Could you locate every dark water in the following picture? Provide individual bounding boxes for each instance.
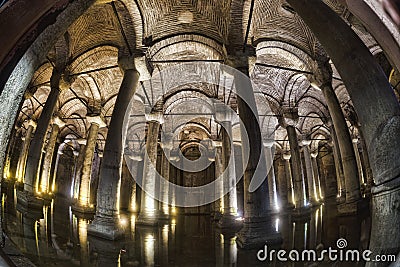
[1,187,371,267]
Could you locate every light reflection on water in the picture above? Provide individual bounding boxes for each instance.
[1,188,371,267]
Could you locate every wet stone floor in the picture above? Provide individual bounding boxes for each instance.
[1,187,371,267]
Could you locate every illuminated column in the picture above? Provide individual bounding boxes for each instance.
[73,116,105,213]
[286,125,307,210]
[137,114,162,225]
[16,121,36,183]
[264,143,279,212]
[352,138,365,188]
[215,103,239,228]
[23,68,68,196]
[72,142,86,200]
[234,65,281,248]
[276,157,288,208]
[40,117,64,195]
[301,140,319,205]
[213,142,223,221]
[127,152,142,213]
[159,137,172,219]
[283,152,295,208]
[88,56,140,240]
[331,128,345,202]
[311,151,323,200]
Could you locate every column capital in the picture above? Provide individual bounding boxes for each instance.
[76,138,87,145]
[310,58,333,88]
[310,151,318,158]
[86,114,107,128]
[27,120,37,128]
[301,139,312,146]
[52,116,65,127]
[282,152,291,160]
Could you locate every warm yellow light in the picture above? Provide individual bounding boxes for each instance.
[171,207,177,214]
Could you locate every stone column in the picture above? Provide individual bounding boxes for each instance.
[352,138,365,187]
[16,121,36,183]
[282,152,295,208]
[137,117,162,225]
[264,143,279,212]
[23,69,68,196]
[331,129,345,201]
[72,142,86,200]
[215,103,239,228]
[276,156,288,208]
[234,66,281,248]
[286,125,307,211]
[127,153,142,213]
[287,0,400,258]
[301,140,319,205]
[3,126,20,181]
[73,116,104,213]
[319,82,360,204]
[159,138,172,219]
[39,117,64,195]
[311,151,323,200]
[213,142,223,221]
[88,56,140,240]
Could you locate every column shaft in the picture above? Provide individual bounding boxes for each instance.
[40,123,60,194]
[303,145,318,204]
[321,84,360,203]
[137,120,161,225]
[283,157,295,207]
[311,155,323,199]
[352,140,365,186]
[16,124,34,183]
[160,148,170,218]
[331,128,345,199]
[287,126,306,209]
[76,122,99,210]
[24,70,63,193]
[88,66,139,240]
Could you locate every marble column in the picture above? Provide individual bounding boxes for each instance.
[88,56,140,240]
[216,103,239,228]
[73,116,104,213]
[311,152,323,200]
[282,152,295,208]
[234,66,281,248]
[301,140,319,205]
[286,125,307,211]
[137,117,161,225]
[23,69,67,196]
[40,117,64,195]
[16,121,36,183]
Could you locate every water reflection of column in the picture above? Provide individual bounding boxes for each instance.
[88,235,123,266]
[21,210,42,260]
[78,218,89,267]
[221,233,237,266]
[138,227,157,267]
[161,224,169,266]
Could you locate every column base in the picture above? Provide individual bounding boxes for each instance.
[158,213,170,220]
[292,206,312,219]
[213,211,223,221]
[217,214,242,229]
[337,199,368,216]
[136,212,160,226]
[87,216,125,240]
[236,219,282,249]
[71,204,96,214]
[16,190,50,209]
